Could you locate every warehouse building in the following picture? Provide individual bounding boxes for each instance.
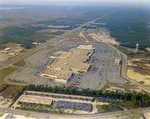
[18,96,52,106]
[25,91,94,101]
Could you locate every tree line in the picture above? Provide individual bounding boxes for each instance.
[26,84,150,107]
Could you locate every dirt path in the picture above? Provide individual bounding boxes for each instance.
[88,33,101,42]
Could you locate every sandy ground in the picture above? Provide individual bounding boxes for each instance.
[79,31,89,42]
[88,30,119,45]
[127,68,150,85]
[146,48,150,51]
[145,64,150,67]
[0,99,12,108]
[0,113,36,119]
[144,112,150,119]
[0,54,9,62]
[127,60,137,66]
[106,86,143,93]
[60,30,119,45]
[127,58,150,86]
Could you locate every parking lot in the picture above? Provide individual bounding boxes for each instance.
[5,41,127,90]
[66,44,114,90]
[5,49,54,83]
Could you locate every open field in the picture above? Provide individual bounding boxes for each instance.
[127,68,150,86]
[0,85,22,98]
[0,67,16,85]
[103,85,144,93]
[13,59,26,66]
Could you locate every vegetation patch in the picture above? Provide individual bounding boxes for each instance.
[0,84,9,93]
[0,85,22,98]
[0,113,4,117]
[8,79,26,84]
[99,102,123,113]
[96,8,150,49]
[13,59,26,66]
[0,67,16,85]
[115,111,144,119]
[18,103,64,114]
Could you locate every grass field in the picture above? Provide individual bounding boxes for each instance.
[0,67,21,98]
[0,67,16,85]
[0,85,22,98]
[13,59,26,66]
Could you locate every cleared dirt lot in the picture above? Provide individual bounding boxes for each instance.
[127,69,150,86]
[60,30,119,45]
[127,58,150,86]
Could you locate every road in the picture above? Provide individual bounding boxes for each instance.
[0,106,149,119]
[108,44,150,93]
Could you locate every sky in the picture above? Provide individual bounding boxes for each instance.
[0,0,150,7]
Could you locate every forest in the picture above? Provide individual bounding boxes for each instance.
[96,7,150,49]
[0,6,117,49]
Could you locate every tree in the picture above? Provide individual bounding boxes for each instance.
[11,93,14,97]
[131,95,137,107]
[142,94,150,106]
[45,116,50,119]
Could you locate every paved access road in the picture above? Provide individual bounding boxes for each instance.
[0,106,149,119]
[108,44,150,93]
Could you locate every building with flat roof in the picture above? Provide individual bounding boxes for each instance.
[53,101,92,111]
[77,45,95,50]
[18,96,52,106]
[98,97,119,102]
[41,45,95,83]
[50,51,71,59]
[41,69,74,83]
[26,91,94,101]
[14,48,24,53]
